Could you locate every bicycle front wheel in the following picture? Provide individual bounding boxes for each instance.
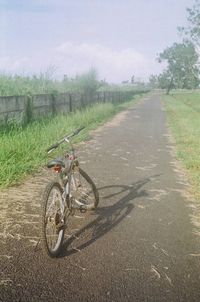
[41,182,67,257]
[71,168,99,210]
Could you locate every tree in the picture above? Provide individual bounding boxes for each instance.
[157,71,175,94]
[75,67,99,95]
[148,74,159,89]
[178,0,200,46]
[158,42,199,93]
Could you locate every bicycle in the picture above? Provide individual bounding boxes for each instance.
[41,126,99,257]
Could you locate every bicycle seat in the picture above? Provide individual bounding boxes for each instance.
[47,158,65,168]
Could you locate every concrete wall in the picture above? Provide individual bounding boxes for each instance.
[0,90,143,125]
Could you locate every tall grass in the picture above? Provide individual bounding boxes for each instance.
[0,70,149,97]
[164,92,200,200]
[0,94,143,188]
[0,73,63,96]
[0,68,101,96]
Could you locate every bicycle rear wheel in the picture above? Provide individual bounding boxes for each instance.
[71,168,99,210]
[41,182,68,257]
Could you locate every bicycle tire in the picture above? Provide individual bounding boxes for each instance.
[71,168,99,210]
[41,181,66,257]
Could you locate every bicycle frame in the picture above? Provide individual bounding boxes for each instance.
[47,130,86,216]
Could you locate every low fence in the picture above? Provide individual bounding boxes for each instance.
[0,89,147,126]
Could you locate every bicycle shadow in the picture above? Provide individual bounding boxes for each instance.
[59,174,161,258]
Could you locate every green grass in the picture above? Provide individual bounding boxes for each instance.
[163,92,200,200]
[0,94,144,188]
[0,72,149,96]
[0,69,102,96]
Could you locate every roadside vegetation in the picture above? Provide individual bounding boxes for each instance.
[163,92,200,200]
[0,94,144,188]
[150,0,200,202]
[0,68,101,96]
[0,67,147,96]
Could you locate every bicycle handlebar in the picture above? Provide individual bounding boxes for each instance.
[46,126,85,153]
[46,143,59,153]
[73,126,85,136]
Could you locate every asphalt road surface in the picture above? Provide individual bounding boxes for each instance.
[1,94,200,301]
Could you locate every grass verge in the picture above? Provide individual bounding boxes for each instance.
[0,94,144,188]
[163,92,200,200]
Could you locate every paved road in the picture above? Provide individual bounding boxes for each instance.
[1,95,200,301]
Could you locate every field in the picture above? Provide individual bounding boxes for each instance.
[0,94,144,188]
[163,92,200,200]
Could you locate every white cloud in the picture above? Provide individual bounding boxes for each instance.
[54,42,160,82]
[0,42,162,82]
[0,56,29,73]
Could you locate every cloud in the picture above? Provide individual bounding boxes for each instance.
[0,41,162,82]
[0,56,29,73]
[54,42,161,82]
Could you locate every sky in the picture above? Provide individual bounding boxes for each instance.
[0,0,195,83]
